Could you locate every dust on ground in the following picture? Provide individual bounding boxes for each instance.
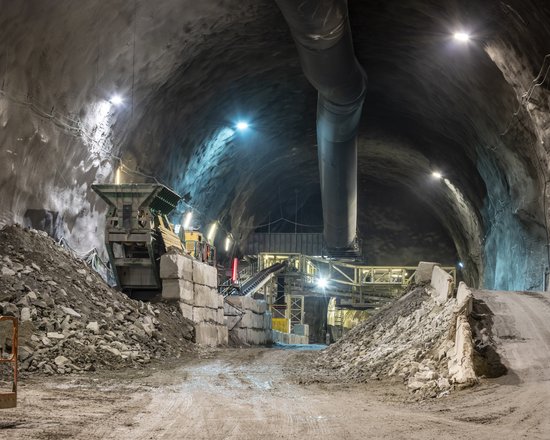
[2,347,549,440]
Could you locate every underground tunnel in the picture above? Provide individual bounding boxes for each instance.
[1,1,550,438]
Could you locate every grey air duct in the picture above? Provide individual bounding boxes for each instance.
[275,0,367,255]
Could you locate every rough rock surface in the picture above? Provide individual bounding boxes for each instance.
[2,2,550,292]
[312,286,473,398]
[0,224,195,375]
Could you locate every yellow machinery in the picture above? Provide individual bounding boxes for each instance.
[182,230,216,266]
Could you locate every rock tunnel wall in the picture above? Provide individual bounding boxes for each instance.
[1,0,550,291]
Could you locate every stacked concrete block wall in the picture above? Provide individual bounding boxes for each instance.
[160,253,227,347]
[224,296,272,345]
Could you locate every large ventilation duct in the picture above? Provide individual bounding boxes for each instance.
[275,0,367,254]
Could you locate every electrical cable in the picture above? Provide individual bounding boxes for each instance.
[501,53,550,135]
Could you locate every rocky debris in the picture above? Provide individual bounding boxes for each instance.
[0,224,195,375]
[311,285,476,399]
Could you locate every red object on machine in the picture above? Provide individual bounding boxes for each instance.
[231,258,238,283]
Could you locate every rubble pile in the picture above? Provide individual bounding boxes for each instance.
[0,225,195,375]
[315,286,468,398]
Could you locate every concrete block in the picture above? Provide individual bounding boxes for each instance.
[456,282,473,316]
[194,284,220,309]
[194,322,219,347]
[217,325,228,345]
[239,311,252,328]
[218,295,225,309]
[246,299,267,314]
[160,253,193,281]
[240,311,264,329]
[162,279,193,302]
[430,266,454,305]
[448,315,477,384]
[247,329,266,345]
[225,295,241,308]
[288,333,309,344]
[415,261,440,284]
[231,327,247,343]
[264,329,272,344]
[192,260,217,287]
[217,308,224,324]
[257,300,267,314]
[226,295,247,310]
[193,306,218,323]
[294,324,309,337]
[179,302,194,321]
[226,295,267,314]
[263,312,272,330]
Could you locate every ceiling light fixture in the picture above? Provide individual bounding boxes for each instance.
[453,32,470,42]
[183,211,193,230]
[207,222,218,243]
[225,235,232,252]
[236,121,249,131]
[110,94,124,105]
[432,171,443,179]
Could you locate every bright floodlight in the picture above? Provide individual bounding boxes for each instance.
[183,211,193,229]
[225,235,232,252]
[317,278,328,289]
[458,261,465,269]
[236,121,249,131]
[453,32,470,42]
[432,171,443,179]
[207,222,218,243]
[110,94,123,105]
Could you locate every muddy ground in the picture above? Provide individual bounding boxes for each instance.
[2,345,549,440]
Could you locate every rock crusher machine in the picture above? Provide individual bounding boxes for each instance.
[92,183,215,296]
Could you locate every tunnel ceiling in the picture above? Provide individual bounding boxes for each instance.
[1,0,550,290]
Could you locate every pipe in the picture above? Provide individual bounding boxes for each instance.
[275,0,367,252]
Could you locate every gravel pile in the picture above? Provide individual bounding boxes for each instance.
[0,224,195,375]
[313,286,458,398]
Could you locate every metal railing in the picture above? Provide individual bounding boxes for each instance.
[257,253,456,289]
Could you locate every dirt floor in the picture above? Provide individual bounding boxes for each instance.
[1,342,549,440]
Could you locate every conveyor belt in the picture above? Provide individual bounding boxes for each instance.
[225,261,287,298]
[240,261,287,296]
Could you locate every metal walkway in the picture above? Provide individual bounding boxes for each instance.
[256,252,457,306]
